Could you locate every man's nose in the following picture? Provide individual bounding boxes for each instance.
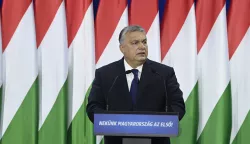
[138,42,146,49]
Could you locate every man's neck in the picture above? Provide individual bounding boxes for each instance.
[125,59,144,68]
[124,59,143,74]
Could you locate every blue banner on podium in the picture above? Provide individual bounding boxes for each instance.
[94,112,179,137]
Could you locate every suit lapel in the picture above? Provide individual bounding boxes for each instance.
[114,58,132,103]
[136,59,154,102]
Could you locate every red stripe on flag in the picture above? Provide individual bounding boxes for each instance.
[160,0,193,60]
[1,0,31,51]
[65,0,92,47]
[228,0,250,59]
[95,0,127,62]
[35,0,62,47]
[129,0,158,33]
[196,0,225,52]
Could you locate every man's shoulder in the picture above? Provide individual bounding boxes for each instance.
[147,59,173,71]
[96,59,121,73]
[146,59,175,78]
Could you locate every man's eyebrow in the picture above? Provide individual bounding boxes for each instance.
[130,38,147,42]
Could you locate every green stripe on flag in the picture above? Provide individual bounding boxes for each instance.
[197,83,232,144]
[68,85,95,144]
[0,78,39,144]
[38,80,68,144]
[232,111,250,144]
[171,82,199,144]
[100,138,104,144]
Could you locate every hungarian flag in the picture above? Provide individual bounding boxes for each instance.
[0,8,2,118]
[228,0,250,143]
[196,0,231,143]
[66,0,96,144]
[0,0,38,144]
[35,0,68,144]
[161,0,198,143]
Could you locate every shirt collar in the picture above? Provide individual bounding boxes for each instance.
[124,59,143,73]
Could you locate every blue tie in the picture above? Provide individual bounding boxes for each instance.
[130,69,139,104]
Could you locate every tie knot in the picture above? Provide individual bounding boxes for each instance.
[131,69,139,76]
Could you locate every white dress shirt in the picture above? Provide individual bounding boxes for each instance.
[124,59,143,91]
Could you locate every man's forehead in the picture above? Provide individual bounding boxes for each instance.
[125,31,147,40]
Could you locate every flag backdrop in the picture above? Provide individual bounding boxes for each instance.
[0,0,249,144]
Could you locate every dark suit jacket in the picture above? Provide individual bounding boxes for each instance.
[86,58,185,144]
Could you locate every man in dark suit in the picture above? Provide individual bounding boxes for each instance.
[86,25,185,144]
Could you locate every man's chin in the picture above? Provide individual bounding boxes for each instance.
[137,57,147,62]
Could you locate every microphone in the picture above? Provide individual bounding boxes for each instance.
[106,70,132,111]
[150,68,169,112]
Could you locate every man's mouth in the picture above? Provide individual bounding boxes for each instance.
[137,52,145,55]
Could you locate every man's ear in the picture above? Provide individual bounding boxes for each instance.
[120,44,124,54]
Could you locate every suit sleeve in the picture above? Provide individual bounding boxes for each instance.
[166,68,186,120]
[86,69,106,123]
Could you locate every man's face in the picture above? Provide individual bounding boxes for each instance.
[120,31,148,65]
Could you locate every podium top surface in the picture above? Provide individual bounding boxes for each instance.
[95,111,179,115]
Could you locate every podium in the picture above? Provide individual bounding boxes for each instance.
[94,111,179,144]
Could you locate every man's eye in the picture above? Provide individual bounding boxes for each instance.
[132,41,138,45]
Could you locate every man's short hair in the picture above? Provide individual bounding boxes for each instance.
[119,25,146,44]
